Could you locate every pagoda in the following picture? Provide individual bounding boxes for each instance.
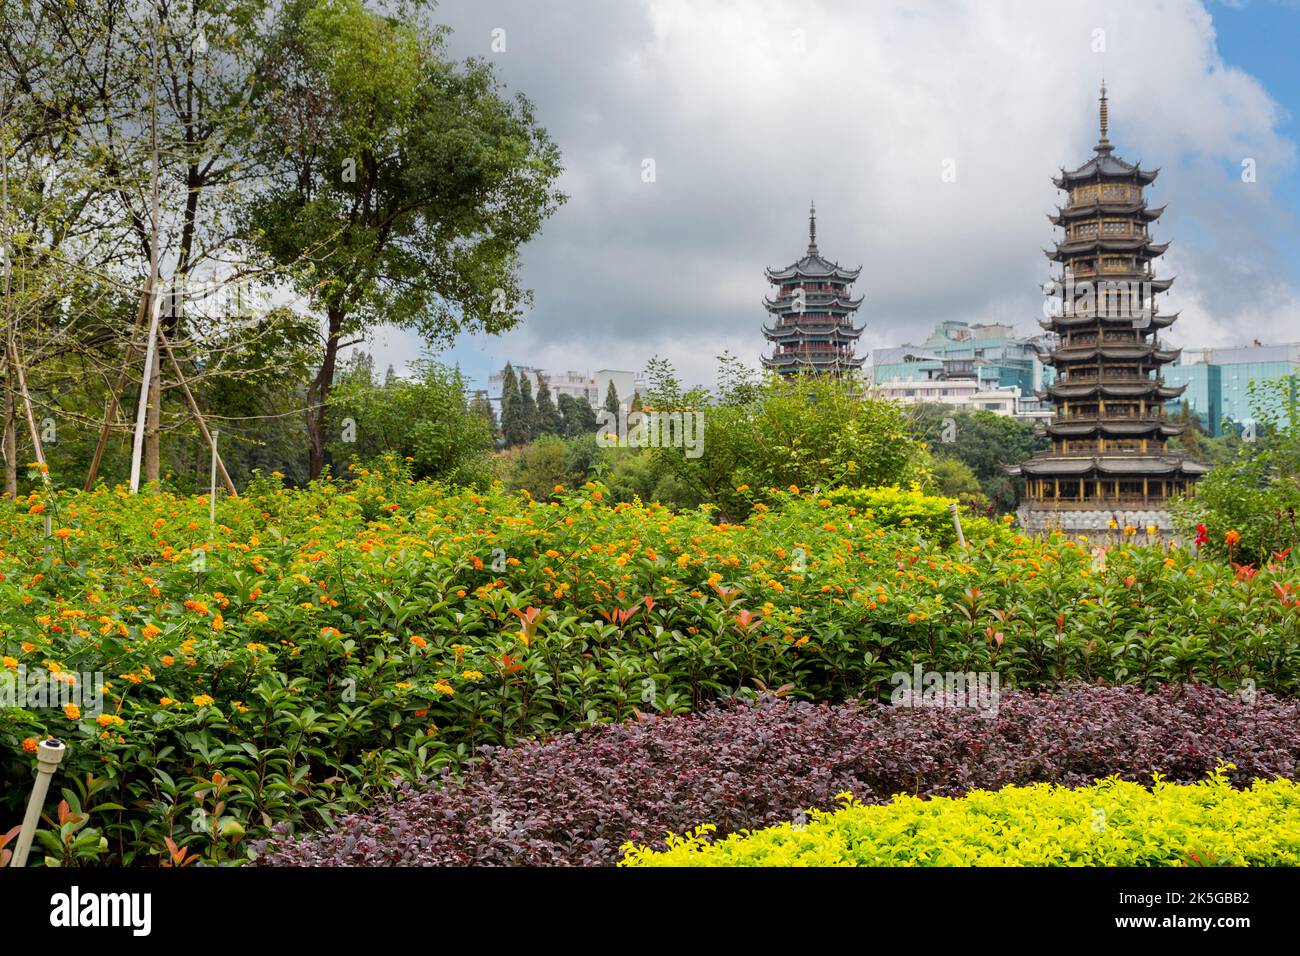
[762,203,865,375]
[1012,85,1207,535]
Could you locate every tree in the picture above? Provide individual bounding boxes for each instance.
[604,379,620,416]
[325,358,493,486]
[535,372,562,435]
[558,393,598,438]
[519,372,538,441]
[246,0,564,477]
[629,390,642,412]
[469,389,497,436]
[500,363,527,447]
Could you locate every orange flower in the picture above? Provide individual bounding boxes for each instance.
[1225,530,1242,546]
[21,737,39,753]
[63,703,81,721]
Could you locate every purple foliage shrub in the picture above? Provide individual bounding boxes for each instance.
[254,683,1300,866]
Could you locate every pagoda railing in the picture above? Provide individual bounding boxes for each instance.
[1024,496,1177,510]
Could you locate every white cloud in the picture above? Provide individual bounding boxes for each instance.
[364,0,1298,391]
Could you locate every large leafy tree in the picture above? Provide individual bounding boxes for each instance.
[246,0,564,476]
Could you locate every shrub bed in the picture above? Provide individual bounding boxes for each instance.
[3,462,1299,863]
[620,773,1300,867]
[253,683,1300,866]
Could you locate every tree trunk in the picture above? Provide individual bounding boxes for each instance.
[2,379,16,498]
[144,330,161,488]
[306,308,345,480]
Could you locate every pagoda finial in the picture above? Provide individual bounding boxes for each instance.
[808,200,818,253]
[1096,80,1113,154]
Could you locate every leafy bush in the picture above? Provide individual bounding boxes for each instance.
[621,770,1300,866]
[639,357,930,518]
[1174,375,1300,565]
[821,485,1012,546]
[252,684,1300,865]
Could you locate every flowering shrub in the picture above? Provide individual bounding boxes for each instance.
[253,684,1300,866]
[2,459,1300,863]
[620,770,1300,866]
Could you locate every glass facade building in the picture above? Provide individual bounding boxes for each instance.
[1164,344,1299,435]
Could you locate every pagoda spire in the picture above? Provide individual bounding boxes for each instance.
[1095,80,1113,154]
[807,201,818,253]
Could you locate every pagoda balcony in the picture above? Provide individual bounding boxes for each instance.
[1057,410,1169,423]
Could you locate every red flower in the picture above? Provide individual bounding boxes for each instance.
[1194,523,1209,547]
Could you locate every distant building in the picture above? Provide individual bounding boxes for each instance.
[870,320,1053,397]
[869,321,1053,419]
[871,378,1051,422]
[761,203,865,376]
[486,366,645,409]
[1165,343,1300,435]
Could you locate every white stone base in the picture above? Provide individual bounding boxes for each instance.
[1017,505,1174,536]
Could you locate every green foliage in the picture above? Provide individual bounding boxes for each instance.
[534,374,563,436]
[822,485,1011,547]
[246,0,564,473]
[3,471,1300,865]
[641,359,930,518]
[908,404,1047,513]
[1174,375,1300,564]
[506,435,571,500]
[325,358,493,485]
[621,770,1300,866]
[557,393,598,439]
[500,363,528,447]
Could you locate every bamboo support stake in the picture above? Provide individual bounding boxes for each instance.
[210,430,218,527]
[157,327,236,498]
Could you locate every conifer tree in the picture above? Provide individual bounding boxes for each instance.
[520,373,539,441]
[535,372,563,435]
[500,363,528,446]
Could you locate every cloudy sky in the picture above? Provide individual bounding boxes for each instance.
[361,0,1300,393]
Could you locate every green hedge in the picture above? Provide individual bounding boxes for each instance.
[620,770,1300,866]
[822,485,1012,546]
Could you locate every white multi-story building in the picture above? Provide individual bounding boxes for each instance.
[869,379,1051,422]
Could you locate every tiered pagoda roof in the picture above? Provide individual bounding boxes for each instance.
[761,203,865,374]
[1011,85,1207,512]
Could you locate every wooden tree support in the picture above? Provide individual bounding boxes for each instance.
[157,327,237,498]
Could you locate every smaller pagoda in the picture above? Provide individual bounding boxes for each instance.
[762,203,865,375]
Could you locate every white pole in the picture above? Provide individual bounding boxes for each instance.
[130,3,162,494]
[9,738,66,868]
[128,294,161,493]
[949,502,967,549]
[209,429,218,528]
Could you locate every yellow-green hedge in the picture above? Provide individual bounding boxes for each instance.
[620,771,1300,866]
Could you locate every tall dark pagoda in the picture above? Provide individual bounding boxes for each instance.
[1012,85,1207,535]
[762,203,865,375]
